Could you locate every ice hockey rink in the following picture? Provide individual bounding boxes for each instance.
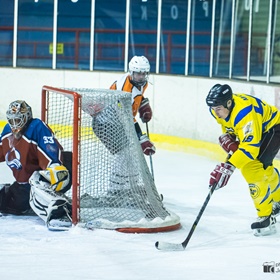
[0,147,279,280]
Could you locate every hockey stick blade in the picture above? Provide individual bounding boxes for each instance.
[155,183,217,251]
[155,241,185,251]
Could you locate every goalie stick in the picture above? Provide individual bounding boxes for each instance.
[145,123,163,201]
[146,123,154,180]
[155,183,217,251]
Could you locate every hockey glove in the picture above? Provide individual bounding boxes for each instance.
[139,98,152,123]
[139,135,156,155]
[82,102,104,117]
[209,162,235,190]
[219,133,239,155]
[39,164,69,192]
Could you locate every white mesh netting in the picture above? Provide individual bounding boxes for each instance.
[43,87,180,232]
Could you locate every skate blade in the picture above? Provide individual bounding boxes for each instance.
[47,225,71,231]
[253,224,277,236]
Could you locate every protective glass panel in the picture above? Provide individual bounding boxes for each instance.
[17,0,53,68]
[271,0,280,83]
[250,1,270,82]
[129,0,158,73]
[57,0,91,70]
[160,0,188,74]
[94,0,126,71]
[212,0,233,78]
[188,0,212,76]
[232,1,249,79]
[0,0,14,66]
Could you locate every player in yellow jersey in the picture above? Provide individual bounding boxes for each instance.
[110,55,155,156]
[206,84,280,236]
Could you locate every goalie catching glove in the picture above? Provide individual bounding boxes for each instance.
[219,133,239,155]
[139,134,156,156]
[39,164,69,192]
[209,162,235,190]
[138,98,152,123]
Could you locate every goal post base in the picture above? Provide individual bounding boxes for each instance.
[116,223,181,233]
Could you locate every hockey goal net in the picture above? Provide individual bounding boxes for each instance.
[41,86,180,233]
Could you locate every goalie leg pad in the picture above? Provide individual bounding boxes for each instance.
[29,183,71,225]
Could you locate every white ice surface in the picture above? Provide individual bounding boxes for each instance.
[0,148,280,280]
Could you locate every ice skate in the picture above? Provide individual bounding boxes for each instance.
[272,201,280,217]
[48,215,72,231]
[251,215,276,236]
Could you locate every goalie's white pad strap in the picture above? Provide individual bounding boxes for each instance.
[29,171,70,223]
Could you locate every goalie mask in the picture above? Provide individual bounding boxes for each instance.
[129,56,150,87]
[6,100,33,138]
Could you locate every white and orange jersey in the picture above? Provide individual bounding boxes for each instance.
[110,73,148,122]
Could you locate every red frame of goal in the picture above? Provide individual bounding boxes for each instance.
[41,85,81,224]
[41,85,181,233]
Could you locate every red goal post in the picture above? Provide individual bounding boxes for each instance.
[42,85,81,224]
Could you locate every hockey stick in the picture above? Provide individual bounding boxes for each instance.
[155,183,217,251]
[146,123,154,180]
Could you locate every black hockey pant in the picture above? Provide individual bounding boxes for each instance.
[0,182,31,215]
[258,124,280,170]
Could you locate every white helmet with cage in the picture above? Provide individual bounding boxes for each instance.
[6,100,33,138]
[128,56,150,87]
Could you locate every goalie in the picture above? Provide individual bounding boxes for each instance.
[0,100,72,231]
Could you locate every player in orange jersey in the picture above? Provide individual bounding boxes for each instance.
[110,55,156,156]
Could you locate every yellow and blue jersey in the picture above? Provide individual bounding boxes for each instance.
[210,93,280,169]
